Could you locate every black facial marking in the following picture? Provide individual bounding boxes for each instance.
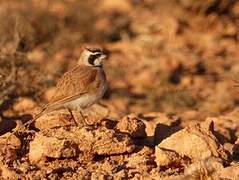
[85,47,102,53]
[88,53,101,65]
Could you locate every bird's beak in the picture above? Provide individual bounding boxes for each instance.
[101,54,107,59]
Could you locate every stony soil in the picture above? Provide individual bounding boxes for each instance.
[0,0,239,179]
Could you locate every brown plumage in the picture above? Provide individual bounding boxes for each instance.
[45,65,105,111]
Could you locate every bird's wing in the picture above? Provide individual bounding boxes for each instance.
[45,66,100,109]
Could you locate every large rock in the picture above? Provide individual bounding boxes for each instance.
[35,106,110,130]
[206,108,239,144]
[136,112,181,145]
[155,120,227,167]
[116,114,147,138]
[29,126,135,164]
[34,109,75,130]
[29,133,77,164]
[116,113,180,146]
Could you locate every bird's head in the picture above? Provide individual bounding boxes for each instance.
[78,47,106,67]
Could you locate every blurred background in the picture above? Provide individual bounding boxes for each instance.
[0,0,239,124]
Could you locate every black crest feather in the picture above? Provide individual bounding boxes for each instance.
[85,47,102,53]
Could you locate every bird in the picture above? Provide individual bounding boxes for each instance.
[28,47,108,126]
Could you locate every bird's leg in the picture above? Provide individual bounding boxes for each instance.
[76,107,92,126]
[79,110,87,125]
[67,108,78,126]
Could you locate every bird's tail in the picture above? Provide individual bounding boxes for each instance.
[23,107,47,127]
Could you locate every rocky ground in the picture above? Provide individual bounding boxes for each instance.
[0,0,239,179]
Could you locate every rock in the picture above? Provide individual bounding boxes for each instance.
[34,109,81,130]
[155,148,190,168]
[184,157,224,178]
[100,0,132,13]
[29,126,135,164]
[81,104,110,125]
[89,127,135,156]
[29,133,77,164]
[218,163,239,179]
[13,97,37,114]
[231,63,239,78]
[0,133,21,163]
[202,82,235,114]
[66,167,91,179]
[134,113,180,145]
[0,165,20,179]
[27,49,46,63]
[35,108,110,130]
[116,114,147,138]
[207,108,239,144]
[155,120,227,167]
[43,87,56,102]
[223,143,234,160]
[126,146,154,172]
[179,0,217,12]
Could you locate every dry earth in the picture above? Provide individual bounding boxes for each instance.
[0,0,239,179]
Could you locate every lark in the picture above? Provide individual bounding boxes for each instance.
[30,47,108,126]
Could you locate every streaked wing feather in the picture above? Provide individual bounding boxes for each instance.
[44,92,87,110]
[48,66,98,108]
